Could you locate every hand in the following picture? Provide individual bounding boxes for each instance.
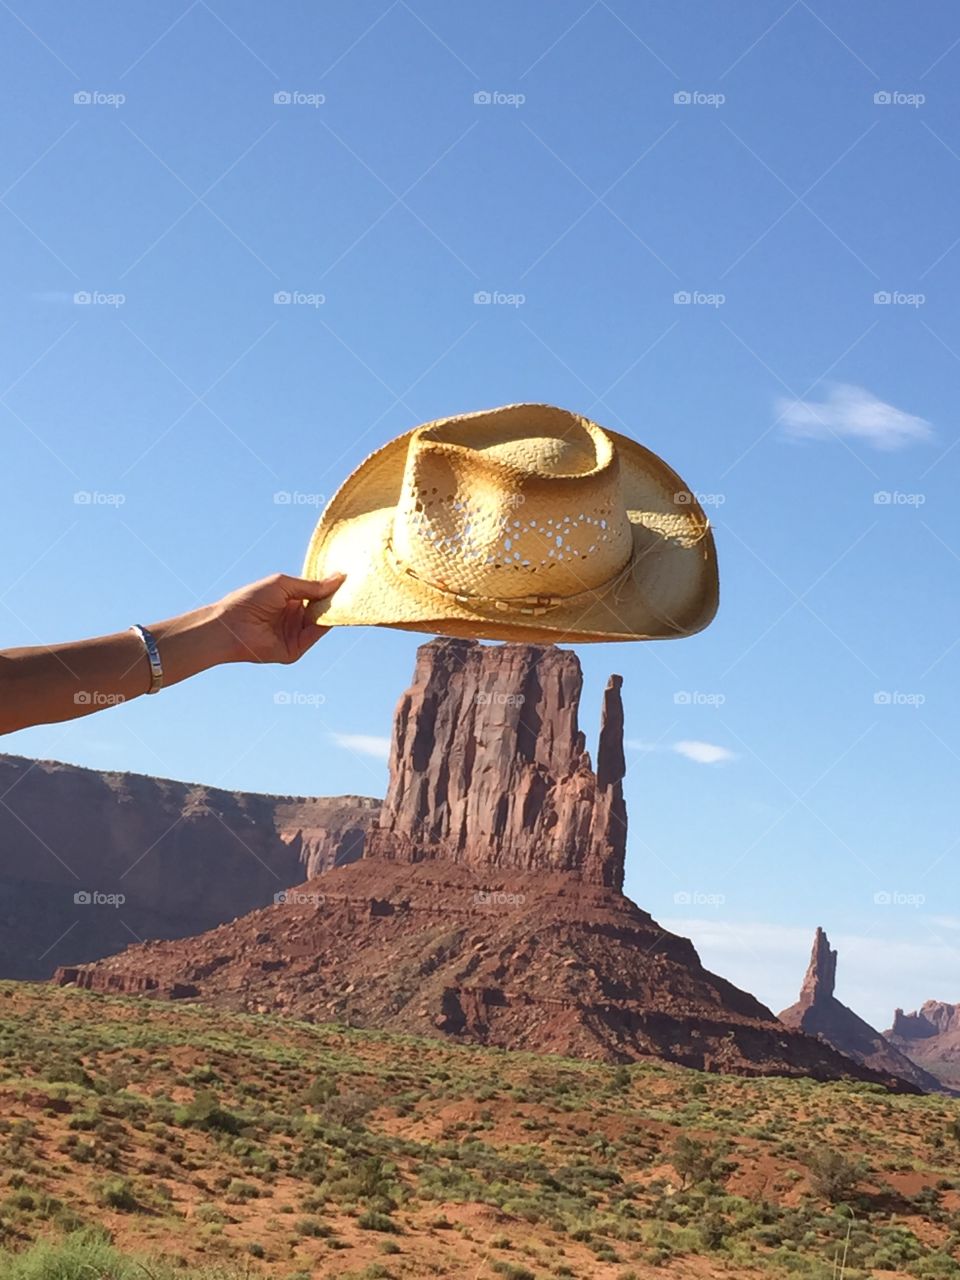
[214,572,345,665]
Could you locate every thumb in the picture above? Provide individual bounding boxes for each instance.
[279,572,346,601]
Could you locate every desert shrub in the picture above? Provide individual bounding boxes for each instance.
[96,1176,139,1211]
[0,1230,258,1276]
[294,1216,332,1237]
[806,1148,861,1203]
[670,1135,730,1189]
[490,1263,535,1280]
[698,1209,726,1249]
[358,1209,402,1233]
[175,1089,243,1135]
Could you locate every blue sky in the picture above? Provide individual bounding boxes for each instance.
[3,1,959,1026]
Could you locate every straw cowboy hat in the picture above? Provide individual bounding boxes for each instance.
[303,403,718,644]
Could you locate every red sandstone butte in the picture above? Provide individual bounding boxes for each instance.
[887,1001,960,1090]
[366,639,626,887]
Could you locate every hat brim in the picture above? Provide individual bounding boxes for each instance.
[302,410,719,644]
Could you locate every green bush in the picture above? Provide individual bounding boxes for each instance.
[358,1209,402,1233]
[95,1177,139,1212]
[174,1090,243,1136]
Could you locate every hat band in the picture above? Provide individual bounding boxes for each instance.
[385,535,634,618]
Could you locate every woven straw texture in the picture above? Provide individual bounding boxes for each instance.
[302,404,718,644]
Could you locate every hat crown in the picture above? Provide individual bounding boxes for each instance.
[391,406,634,601]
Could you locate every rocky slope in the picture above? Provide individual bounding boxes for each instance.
[55,641,917,1089]
[888,1002,960,1088]
[0,752,379,979]
[779,928,943,1092]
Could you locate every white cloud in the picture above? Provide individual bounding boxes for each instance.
[331,733,391,761]
[778,383,933,451]
[672,740,736,765]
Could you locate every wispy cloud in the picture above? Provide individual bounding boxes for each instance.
[331,733,390,761]
[778,383,933,451]
[626,739,736,766]
[673,740,736,765]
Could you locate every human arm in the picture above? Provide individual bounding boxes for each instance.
[0,572,344,735]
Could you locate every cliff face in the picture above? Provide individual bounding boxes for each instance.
[888,1001,960,1088]
[365,639,626,888]
[0,753,379,979]
[779,928,945,1093]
